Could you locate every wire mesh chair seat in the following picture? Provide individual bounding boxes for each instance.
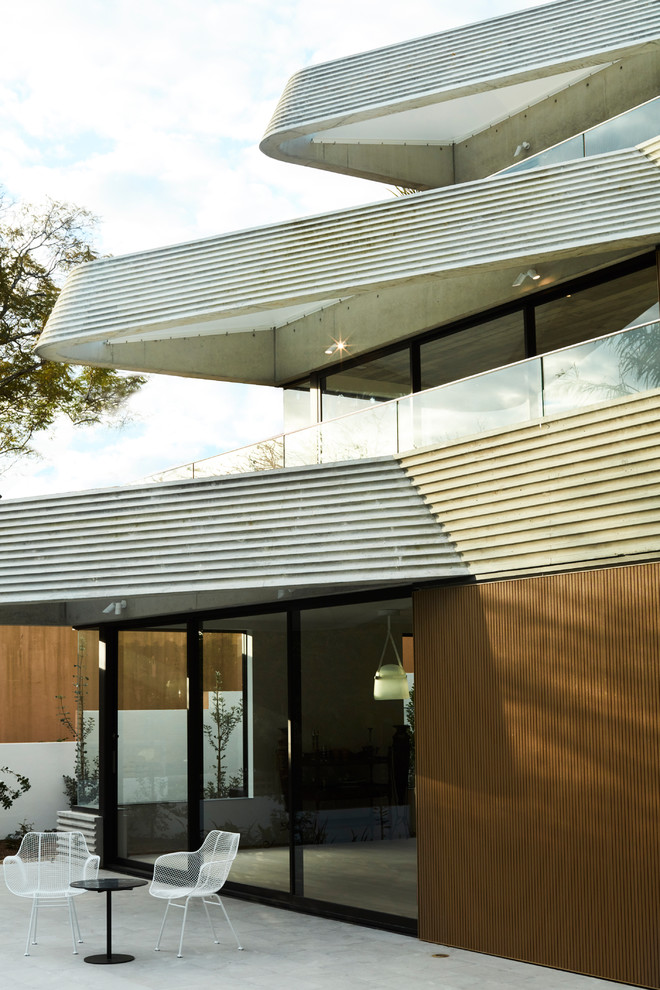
[3,831,100,955]
[149,830,242,957]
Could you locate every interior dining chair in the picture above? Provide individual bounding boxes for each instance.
[149,829,243,957]
[3,830,100,955]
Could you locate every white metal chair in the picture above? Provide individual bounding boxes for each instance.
[150,829,243,957]
[3,830,100,955]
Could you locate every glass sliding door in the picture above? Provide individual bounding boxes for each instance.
[110,597,416,927]
[117,627,188,861]
[201,613,289,892]
[299,598,416,919]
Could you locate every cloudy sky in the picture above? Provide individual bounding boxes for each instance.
[0,0,545,499]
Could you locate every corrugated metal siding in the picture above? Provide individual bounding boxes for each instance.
[37,145,660,362]
[0,457,464,604]
[262,0,660,141]
[399,390,660,577]
[415,566,660,987]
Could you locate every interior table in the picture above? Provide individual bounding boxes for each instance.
[70,877,148,964]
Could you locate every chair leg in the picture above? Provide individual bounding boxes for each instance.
[25,899,38,956]
[211,894,243,950]
[67,898,80,954]
[202,898,220,944]
[177,898,191,958]
[70,898,83,944]
[155,901,172,951]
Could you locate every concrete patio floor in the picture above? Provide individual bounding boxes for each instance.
[0,868,643,990]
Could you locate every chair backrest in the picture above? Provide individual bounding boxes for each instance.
[195,830,239,892]
[199,830,240,861]
[5,831,98,896]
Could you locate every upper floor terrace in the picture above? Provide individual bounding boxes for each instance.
[148,296,660,481]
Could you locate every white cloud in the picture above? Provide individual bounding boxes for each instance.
[0,377,282,499]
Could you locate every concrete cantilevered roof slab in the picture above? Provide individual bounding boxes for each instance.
[36,140,660,386]
[260,0,660,188]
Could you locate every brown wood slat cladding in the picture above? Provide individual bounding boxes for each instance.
[0,626,99,742]
[415,563,660,988]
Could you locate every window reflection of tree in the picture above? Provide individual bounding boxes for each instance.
[548,323,660,404]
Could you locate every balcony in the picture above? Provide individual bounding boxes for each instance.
[148,320,660,483]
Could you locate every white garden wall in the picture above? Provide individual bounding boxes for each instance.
[0,741,76,835]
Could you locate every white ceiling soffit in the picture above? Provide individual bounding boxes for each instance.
[36,141,660,385]
[106,298,342,344]
[260,0,660,176]
[305,67,609,146]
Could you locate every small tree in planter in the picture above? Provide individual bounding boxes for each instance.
[56,635,99,807]
[203,670,244,799]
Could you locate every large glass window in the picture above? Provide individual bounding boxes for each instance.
[201,614,289,892]
[300,599,416,919]
[117,627,188,861]
[420,312,525,390]
[535,266,659,354]
[322,350,411,420]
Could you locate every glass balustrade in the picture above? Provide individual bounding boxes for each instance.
[406,361,542,449]
[152,321,659,482]
[543,321,660,415]
[502,95,660,176]
[285,401,400,467]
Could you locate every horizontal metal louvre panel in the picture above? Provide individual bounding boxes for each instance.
[38,145,660,353]
[399,390,660,577]
[0,457,463,602]
[263,0,660,137]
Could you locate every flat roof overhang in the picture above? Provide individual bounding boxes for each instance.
[36,140,660,386]
[0,457,465,627]
[259,0,660,188]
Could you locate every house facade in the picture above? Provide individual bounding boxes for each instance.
[2,0,660,984]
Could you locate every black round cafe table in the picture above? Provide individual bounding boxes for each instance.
[70,877,148,964]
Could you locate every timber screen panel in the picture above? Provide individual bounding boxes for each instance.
[414,564,660,988]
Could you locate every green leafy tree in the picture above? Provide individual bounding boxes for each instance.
[0,190,145,460]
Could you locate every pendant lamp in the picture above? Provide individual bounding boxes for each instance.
[374,613,409,701]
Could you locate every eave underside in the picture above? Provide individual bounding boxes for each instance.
[36,143,660,385]
[260,0,660,187]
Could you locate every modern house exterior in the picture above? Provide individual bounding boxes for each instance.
[1,0,659,984]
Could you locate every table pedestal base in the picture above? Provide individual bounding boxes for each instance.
[69,876,148,966]
[84,952,135,965]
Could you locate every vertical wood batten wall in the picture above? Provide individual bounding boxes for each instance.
[415,563,660,989]
[0,626,98,742]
